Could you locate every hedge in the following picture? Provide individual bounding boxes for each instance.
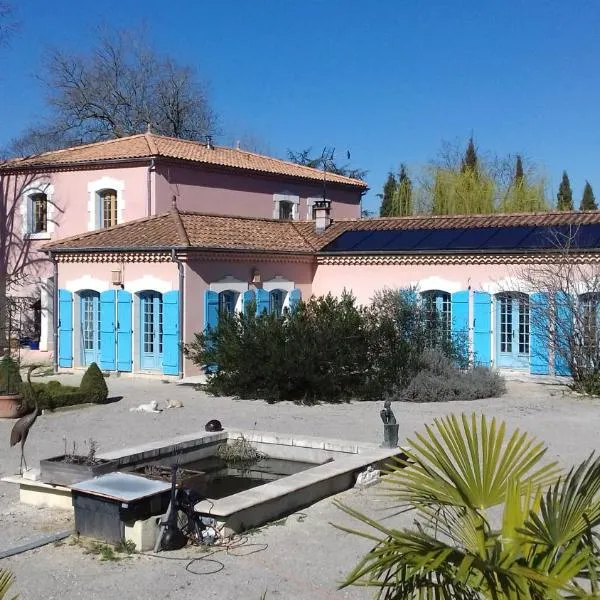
[20,381,88,411]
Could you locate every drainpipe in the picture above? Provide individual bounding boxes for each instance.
[171,249,184,379]
[147,158,155,217]
[51,252,59,374]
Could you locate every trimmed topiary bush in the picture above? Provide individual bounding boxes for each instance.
[0,355,22,395]
[80,362,109,404]
[20,380,88,411]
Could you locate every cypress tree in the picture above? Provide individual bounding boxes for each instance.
[379,172,398,217]
[580,181,597,211]
[390,164,412,216]
[461,137,478,173]
[556,171,573,211]
[515,155,524,183]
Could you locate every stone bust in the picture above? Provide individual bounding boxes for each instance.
[380,400,396,425]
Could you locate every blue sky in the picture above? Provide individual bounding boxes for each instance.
[1,0,599,214]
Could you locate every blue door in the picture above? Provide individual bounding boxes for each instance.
[80,291,100,366]
[140,292,163,371]
[496,293,530,369]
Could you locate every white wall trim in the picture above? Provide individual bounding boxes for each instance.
[210,276,248,294]
[262,276,295,293]
[125,275,172,294]
[483,277,533,296]
[273,192,300,220]
[413,276,462,294]
[87,175,125,230]
[21,180,55,237]
[65,275,110,293]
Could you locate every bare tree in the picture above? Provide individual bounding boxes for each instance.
[0,169,60,350]
[6,27,218,156]
[515,226,600,393]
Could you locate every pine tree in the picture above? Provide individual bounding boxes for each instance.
[580,181,597,211]
[389,164,412,216]
[556,171,573,211]
[461,137,478,173]
[379,172,398,217]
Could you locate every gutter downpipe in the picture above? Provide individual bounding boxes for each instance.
[147,158,156,217]
[50,252,59,374]
[171,249,184,379]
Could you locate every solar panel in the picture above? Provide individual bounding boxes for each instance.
[351,230,403,251]
[383,229,435,250]
[413,228,468,250]
[446,227,500,250]
[479,226,536,249]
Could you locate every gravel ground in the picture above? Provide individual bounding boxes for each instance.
[1,373,599,599]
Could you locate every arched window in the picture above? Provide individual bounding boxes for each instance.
[421,290,451,339]
[496,292,530,369]
[80,290,101,366]
[140,291,163,371]
[100,189,117,228]
[218,290,238,316]
[269,289,286,316]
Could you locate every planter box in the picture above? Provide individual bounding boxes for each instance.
[0,393,22,418]
[40,455,119,487]
[132,465,208,496]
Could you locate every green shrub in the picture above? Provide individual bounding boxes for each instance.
[20,380,88,411]
[185,289,484,404]
[80,362,109,404]
[392,348,506,403]
[0,356,22,395]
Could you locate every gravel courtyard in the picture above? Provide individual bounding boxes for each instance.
[0,373,598,599]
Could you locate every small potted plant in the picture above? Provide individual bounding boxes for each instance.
[40,438,118,486]
[0,355,23,418]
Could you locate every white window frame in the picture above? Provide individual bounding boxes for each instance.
[20,181,55,239]
[273,192,299,221]
[210,276,248,313]
[87,176,125,230]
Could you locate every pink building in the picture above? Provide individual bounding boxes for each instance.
[44,205,600,378]
[0,134,366,352]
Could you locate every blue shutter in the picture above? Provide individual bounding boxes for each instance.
[451,290,470,347]
[116,290,132,372]
[256,288,270,315]
[204,290,219,331]
[554,291,572,376]
[241,290,255,315]
[162,290,180,376]
[287,288,301,311]
[473,291,491,367]
[99,290,116,371]
[58,289,73,368]
[530,292,550,375]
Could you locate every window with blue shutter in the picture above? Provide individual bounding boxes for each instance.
[58,289,73,368]
[451,290,470,350]
[204,290,219,331]
[269,289,286,316]
[99,290,116,371]
[255,288,270,315]
[530,292,549,375]
[116,290,132,372]
[241,290,255,314]
[162,290,180,376]
[554,291,573,376]
[287,288,301,312]
[473,291,491,367]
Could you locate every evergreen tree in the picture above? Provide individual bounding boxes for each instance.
[556,171,573,211]
[580,181,597,211]
[461,137,478,173]
[515,155,524,183]
[389,164,413,216]
[379,172,398,217]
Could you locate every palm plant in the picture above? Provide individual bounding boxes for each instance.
[0,569,17,600]
[335,413,600,599]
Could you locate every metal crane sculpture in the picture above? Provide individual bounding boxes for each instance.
[10,365,40,474]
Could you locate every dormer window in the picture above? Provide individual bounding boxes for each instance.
[101,189,117,228]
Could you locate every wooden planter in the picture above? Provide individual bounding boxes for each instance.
[40,455,119,487]
[0,393,22,418]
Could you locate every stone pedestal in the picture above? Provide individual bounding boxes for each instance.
[383,423,399,448]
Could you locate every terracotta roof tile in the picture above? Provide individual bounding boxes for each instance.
[44,209,600,255]
[3,133,367,189]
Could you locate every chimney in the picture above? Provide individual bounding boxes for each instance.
[205,135,213,149]
[314,199,332,232]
